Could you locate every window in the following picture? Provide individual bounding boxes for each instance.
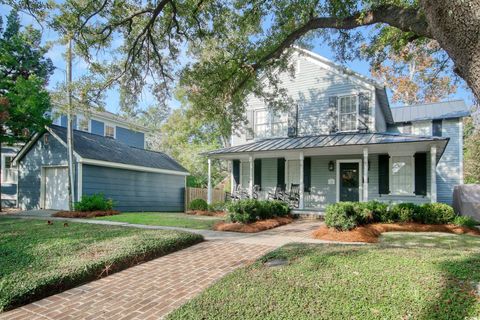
[338,95,357,131]
[105,125,115,138]
[255,110,269,138]
[390,156,414,195]
[78,117,89,132]
[2,156,16,183]
[413,121,431,136]
[432,120,442,136]
[254,110,288,138]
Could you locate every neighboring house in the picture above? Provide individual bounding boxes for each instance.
[206,48,469,211]
[13,122,188,212]
[1,144,21,207]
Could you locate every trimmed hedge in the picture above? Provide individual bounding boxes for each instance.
[188,199,209,211]
[74,193,114,212]
[325,201,469,231]
[226,199,290,224]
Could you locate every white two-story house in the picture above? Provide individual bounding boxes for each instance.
[205,48,469,211]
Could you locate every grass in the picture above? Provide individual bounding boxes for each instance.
[0,217,203,312]
[168,232,480,320]
[96,212,224,230]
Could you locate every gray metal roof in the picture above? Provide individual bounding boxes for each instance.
[49,125,187,173]
[207,132,448,156]
[391,100,470,123]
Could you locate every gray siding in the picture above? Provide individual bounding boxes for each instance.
[116,126,145,148]
[91,119,105,136]
[232,52,376,146]
[18,133,69,210]
[437,119,462,204]
[82,164,185,212]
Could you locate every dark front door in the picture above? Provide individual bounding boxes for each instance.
[339,162,360,202]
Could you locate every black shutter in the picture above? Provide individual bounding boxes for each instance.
[254,159,262,189]
[328,96,338,133]
[287,105,298,137]
[232,160,240,186]
[277,158,285,189]
[378,154,390,195]
[358,93,370,132]
[246,110,254,140]
[414,153,427,196]
[304,157,311,192]
[432,120,442,137]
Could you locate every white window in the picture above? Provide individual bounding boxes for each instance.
[412,121,431,136]
[254,110,288,138]
[2,155,16,183]
[390,156,414,195]
[338,95,358,131]
[255,110,269,138]
[105,125,115,138]
[78,117,89,132]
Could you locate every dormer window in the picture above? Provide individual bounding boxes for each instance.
[338,95,358,132]
[78,117,89,132]
[105,124,115,138]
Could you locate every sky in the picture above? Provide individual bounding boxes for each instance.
[1,5,473,115]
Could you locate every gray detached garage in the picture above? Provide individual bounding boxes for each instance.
[13,125,188,212]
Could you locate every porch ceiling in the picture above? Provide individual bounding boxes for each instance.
[206,132,449,162]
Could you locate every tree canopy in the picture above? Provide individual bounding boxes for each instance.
[0,9,53,144]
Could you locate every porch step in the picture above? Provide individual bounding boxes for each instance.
[291,209,324,220]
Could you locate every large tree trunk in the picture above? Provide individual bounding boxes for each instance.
[420,0,480,102]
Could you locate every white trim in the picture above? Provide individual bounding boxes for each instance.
[207,158,212,205]
[459,119,464,184]
[249,155,254,197]
[431,145,437,203]
[337,94,360,132]
[12,132,41,166]
[299,152,304,209]
[336,159,363,202]
[104,122,116,139]
[363,147,368,202]
[77,162,83,202]
[78,158,189,176]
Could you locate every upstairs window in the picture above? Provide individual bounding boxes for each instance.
[271,112,288,137]
[255,110,269,138]
[338,95,358,131]
[78,117,89,132]
[105,125,115,138]
[254,109,288,138]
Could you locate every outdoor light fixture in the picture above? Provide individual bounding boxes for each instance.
[328,161,334,171]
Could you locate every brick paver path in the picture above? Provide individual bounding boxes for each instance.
[1,220,329,320]
[1,241,274,320]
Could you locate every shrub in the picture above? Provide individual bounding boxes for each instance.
[208,201,226,212]
[365,200,389,223]
[74,193,113,212]
[324,202,359,231]
[188,199,208,211]
[453,215,478,228]
[390,203,420,223]
[418,203,456,224]
[226,199,290,224]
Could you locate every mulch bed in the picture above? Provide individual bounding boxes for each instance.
[53,210,121,218]
[213,216,293,233]
[312,223,480,243]
[186,210,226,217]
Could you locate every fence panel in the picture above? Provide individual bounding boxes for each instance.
[185,187,225,210]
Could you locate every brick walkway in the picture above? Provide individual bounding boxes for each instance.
[1,241,274,320]
[1,220,329,320]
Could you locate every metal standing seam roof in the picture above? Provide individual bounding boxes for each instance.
[391,100,470,123]
[206,132,448,156]
[46,125,188,173]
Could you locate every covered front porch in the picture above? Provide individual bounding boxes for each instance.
[206,132,449,211]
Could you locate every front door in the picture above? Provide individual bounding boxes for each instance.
[339,162,360,202]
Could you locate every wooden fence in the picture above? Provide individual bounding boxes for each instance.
[185,187,226,210]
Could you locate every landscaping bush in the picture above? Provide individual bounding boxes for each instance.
[74,193,114,212]
[324,202,359,231]
[226,199,290,224]
[452,215,478,228]
[418,202,456,224]
[188,198,208,211]
[390,203,420,223]
[208,201,226,212]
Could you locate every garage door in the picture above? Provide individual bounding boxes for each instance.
[44,167,69,210]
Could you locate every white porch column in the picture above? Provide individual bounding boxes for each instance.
[207,158,212,205]
[430,145,437,203]
[230,160,234,194]
[363,147,369,202]
[249,155,254,198]
[299,152,304,209]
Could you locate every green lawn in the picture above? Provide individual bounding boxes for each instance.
[168,232,480,320]
[0,217,203,312]
[96,212,224,230]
